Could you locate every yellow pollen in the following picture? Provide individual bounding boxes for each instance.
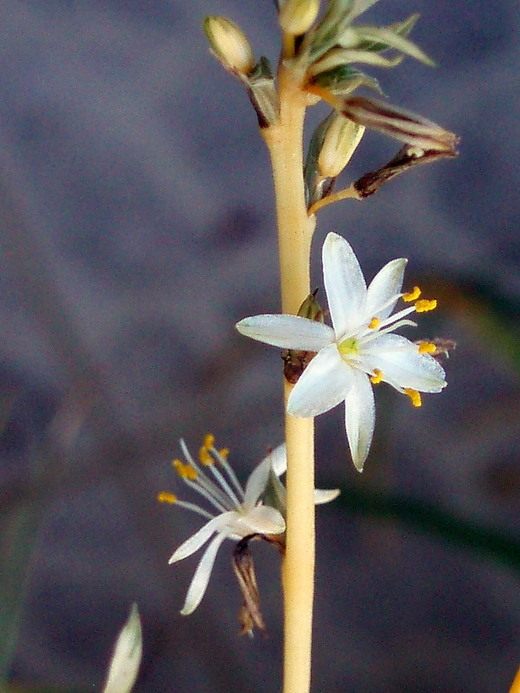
[157,491,177,504]
[415,298,437,313]
[218,447,230,460]
[404,388,422,407]
[403,286,421,302]
[418,341,437,354]
[203,433,215,449]
[172,459,198,480]
[370,368,384,384]
[198,446,213,466]
[368,317,381,329]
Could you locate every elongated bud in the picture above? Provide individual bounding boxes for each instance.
[203,16,255,75]
[102,604,142,693]
[341,96,459,153]
[279,0,320,35]
[318,114,365,177]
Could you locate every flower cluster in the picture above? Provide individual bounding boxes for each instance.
[158,435,338,614]
[237,233,447,472]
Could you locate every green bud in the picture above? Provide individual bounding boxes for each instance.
[297,289,324,322]
[318,113,365,177]
[279,0,320,36]
[203,16,255,75]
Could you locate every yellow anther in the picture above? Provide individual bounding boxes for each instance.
[368,317,381,330]
[203,433,215,449]
[218,447,230,460]
[157,491,177,504]
[418,341,437,354]
[404,388,422,407]
[198,446,213,466]
[403,286,421,302]
[415,299,437,313]
[172,459,198,480]
[370,368,384,384]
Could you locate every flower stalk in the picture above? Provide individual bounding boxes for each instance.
[261,63,316,693]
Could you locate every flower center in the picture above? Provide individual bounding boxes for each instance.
[338,337,359,359]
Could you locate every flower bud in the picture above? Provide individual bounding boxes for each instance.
[203,16,255,75]
[102,604,142,693]
[278,0,320,36]
[341,96,459,153]
[318,114,365,178]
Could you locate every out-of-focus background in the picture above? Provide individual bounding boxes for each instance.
[1,1,519,691]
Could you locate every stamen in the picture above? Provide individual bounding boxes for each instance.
[415,298,437,313]
[157,491,177,504]
[173,459,198,480]
[370,368,383,384]
[203,433,216,449]
[218,447,230,460]
[199,446,214,466]
[403,286,421,302]
[404,388,422,407]
[418,341,437,354]
[368,317,381,329]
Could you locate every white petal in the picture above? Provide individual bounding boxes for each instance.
[313,488,341,504]
[102,604,142,693]
[243,456,274,509]
[236,314,334,351]
[168,512,235,564]
[228,505,285,536]
[323,232,367,337]
[268,443,287,477]
[344,370,375,472]
[180,533,227,615]
[363,334,446,392]
[243,443,287,508]
[287,343,354,418]
[366,258,407,320]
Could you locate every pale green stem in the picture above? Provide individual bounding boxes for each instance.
[262,63,316,693]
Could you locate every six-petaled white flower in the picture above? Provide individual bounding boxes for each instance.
[236,232,447,472]
[158,435,339,615]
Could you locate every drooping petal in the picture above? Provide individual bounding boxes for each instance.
[287,343,354,418]
[323,232,367,337]
[180,533,228,615]
[362,333,446,392]
[168,512,236,564]
[365,258,407,320]
[236,314,334,351]
[344,369,375,472]
[313,488,341,504]
[228,505,285,536]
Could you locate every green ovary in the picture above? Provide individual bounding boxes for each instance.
[338,337,359,359]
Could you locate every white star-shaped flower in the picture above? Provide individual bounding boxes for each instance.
[236,232,447,472]
[158,436,339,615]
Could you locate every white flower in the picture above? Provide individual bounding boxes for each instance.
[158,435,338,615]
[236,232,447,472]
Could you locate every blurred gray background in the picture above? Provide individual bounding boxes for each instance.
[1,1,519,691]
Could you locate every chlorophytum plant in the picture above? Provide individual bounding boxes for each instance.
[159,2,459,691]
